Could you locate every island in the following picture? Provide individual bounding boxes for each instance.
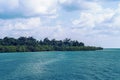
[0,37,103,52]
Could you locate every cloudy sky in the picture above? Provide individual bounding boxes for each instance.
[0,0,120,48]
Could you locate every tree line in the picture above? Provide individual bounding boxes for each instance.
[0,37,103,52]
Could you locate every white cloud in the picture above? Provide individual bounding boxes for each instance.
[0,0,120,47]
[0,17,70,40]
[0,17,41,37]
[0,0,58,18]
[20,0,57,16]
[0,17,41,30]
[59,0,102,12]
[73,8,115,27]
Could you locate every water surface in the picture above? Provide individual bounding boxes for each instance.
[0,49,120,80]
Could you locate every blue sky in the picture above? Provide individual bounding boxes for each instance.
[0,0,120,48]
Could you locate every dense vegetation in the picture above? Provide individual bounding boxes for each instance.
[0,37,103,52]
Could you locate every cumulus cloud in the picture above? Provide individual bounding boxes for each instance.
[72,8,115,27]
[72,1,120,36]
[0,0,58,18]
[0,17,41,37]
[0,0,120,47]
[59,0,102,12]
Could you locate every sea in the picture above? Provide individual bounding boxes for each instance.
[0,49,120,80]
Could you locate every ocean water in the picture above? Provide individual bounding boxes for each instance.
[0,49,120,80]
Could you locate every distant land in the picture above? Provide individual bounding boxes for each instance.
[0,37,103,53]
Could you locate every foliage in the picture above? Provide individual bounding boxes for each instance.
[0,37,103,52]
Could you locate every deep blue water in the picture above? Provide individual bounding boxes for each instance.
[0,49,120,80]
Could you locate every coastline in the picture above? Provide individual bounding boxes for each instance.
[0,37,103,53]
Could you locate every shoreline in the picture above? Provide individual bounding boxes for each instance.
[0,48,103,53]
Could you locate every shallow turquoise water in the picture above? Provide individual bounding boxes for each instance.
[0,49,120,80]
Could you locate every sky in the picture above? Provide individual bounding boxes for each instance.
[0,0,120,48]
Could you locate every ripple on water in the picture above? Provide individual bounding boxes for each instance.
[1,51,120,80]
[3,54,64,80]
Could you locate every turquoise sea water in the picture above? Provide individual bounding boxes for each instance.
[0,49,120,80]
